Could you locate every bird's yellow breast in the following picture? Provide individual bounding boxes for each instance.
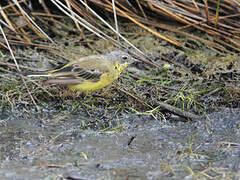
[68,62,128,93]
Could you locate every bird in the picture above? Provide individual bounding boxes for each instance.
[25,50,134,93]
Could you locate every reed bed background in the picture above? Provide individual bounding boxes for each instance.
[0,0,240,118]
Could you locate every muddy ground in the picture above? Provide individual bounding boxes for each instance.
[0,108,239,179]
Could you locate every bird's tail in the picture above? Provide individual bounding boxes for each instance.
[23,71,51,77]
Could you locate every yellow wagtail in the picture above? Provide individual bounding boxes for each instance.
[25,50,134,93]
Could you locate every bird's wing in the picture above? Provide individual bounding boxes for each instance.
[72,65,103,81]
[46,56,113,84]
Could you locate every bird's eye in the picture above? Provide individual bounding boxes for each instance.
[121,55,128,60]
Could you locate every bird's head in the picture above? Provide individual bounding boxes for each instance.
[106,50,137,65]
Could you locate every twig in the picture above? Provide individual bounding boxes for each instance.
[0,24,39,111]
[118,87,201,121]
[157,101,201,120]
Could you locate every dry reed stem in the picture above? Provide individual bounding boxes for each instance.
[0,0,239,52]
